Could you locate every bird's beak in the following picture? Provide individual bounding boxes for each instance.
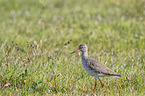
[71,49,80,54]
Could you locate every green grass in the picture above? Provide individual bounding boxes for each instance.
[0,0,145,95]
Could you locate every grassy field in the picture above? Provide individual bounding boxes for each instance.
[0,0,145,95]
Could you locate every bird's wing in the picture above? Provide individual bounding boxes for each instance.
[87,57,119,76]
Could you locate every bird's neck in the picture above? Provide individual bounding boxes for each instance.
[81,51,88,59]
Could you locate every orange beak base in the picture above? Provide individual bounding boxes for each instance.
[71,49,80,54]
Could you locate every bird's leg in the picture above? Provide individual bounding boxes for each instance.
[93,79,97,93]
[98,78,105,90]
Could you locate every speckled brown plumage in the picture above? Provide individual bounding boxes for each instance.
[71,43,121,93]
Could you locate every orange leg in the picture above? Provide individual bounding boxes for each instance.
[99,79,105,91]
[93,79,97,93]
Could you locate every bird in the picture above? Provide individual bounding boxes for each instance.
[71,44,121,93]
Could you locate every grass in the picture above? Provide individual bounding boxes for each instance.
[0,0,145,95]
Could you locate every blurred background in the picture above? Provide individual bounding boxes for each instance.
[0,0,145,95]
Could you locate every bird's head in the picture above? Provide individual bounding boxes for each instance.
[71,43,88,54]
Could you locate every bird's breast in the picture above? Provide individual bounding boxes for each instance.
[81,58,96,76]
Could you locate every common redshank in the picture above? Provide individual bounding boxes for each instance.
[71,44,121,92]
